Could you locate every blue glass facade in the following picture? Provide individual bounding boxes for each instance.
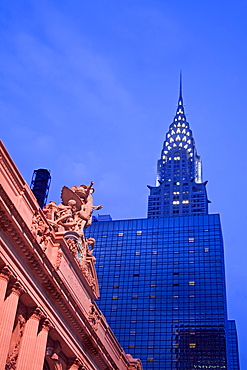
[227,320,240,369]
[85,215,232,369]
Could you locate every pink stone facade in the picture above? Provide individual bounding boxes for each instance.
[0,141,142,370]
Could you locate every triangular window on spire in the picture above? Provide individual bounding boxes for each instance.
[184,144,188,149]
[178,116,181,121]
[168,146,172,150]
[182,136,187,141]
[179,143,183,147]
[167,133,170,138]
[182,123,185,127]
[171,130,175,135]
[176,128,181,133]
[165,142,169,146]
[170,138,174,143]
[187,132,190,136]
[182,129,186,134]
[187,140,191,144]
[173,143,177,147]
[177,123,181,127]
[176,135,181,141]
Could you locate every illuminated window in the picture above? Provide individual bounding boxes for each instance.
[113,285,119,288]
[182,200,189,204]
[132,296,138,299]
[189,238,194,242]
[129,345,135,348]
[135,252,140,256]
[147,359,154,362]
[150,284,156,287]
[189,343,196,348]
[118,232,124,236]
[136,231,142,235]
[204,248,209,252]
[173,295,179,298]
[112,296,118,299]
[189,281,195,286]
[102,235,107,238]
[150,296,156,298]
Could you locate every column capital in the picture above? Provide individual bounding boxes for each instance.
[11,281,24,296]
[29,307,45,321]
[68,358,85,370]
[41,318,53,332]
[0,266,12,281]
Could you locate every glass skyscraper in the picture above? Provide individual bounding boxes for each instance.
[85,81,240,369]
[147,77,208,218]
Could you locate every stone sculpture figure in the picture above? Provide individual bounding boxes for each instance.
[43,182,102,234]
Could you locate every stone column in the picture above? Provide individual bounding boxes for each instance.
[0,281,23,370]
[0,266,11,302]
[0,266,11,313]
[32,319,51,370]
[16,307,43,370]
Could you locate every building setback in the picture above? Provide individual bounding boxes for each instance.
[0,141,142,370]
[85,82,240,369]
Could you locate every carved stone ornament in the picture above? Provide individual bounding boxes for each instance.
[88,304,101,331]
[31,211,52,251]
[5,308,26,370]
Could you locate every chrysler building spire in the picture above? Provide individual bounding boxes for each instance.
[147,79,209,218]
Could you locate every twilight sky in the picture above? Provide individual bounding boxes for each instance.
[0,0,246,366]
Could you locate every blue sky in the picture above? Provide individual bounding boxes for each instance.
[0,0,246,366]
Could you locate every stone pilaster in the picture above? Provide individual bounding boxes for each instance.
[32,319,51,370]
[0,281,23,370]
[16,307,44,370]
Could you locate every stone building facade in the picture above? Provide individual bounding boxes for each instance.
[0,140,142,370]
